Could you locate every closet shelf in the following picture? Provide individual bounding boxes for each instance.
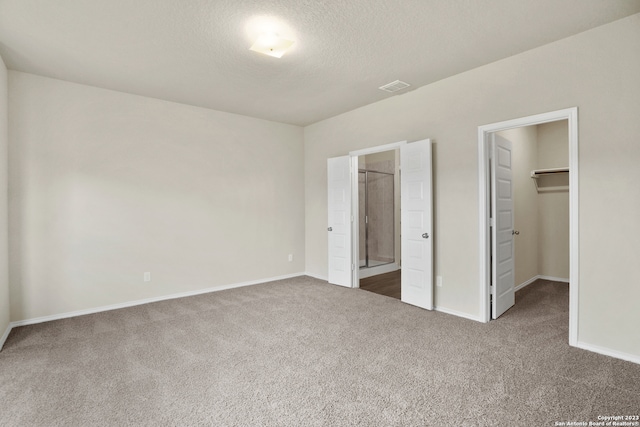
[530,167,569,192]
[530,167,569,178]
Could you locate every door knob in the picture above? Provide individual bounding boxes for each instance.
[328,227,333,232]
[422,233,429,239]
[512,230,520,235]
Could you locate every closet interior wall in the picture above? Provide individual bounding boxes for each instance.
[498,120,569,287]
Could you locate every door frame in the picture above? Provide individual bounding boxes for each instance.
[477,107,579,346]
[349,141,406,287]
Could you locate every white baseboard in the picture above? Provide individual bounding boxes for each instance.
[539,275,569,283]
[304,272,328,281]
[9,272,306,329]
[434,306,483,322]
[0,323,11,351]
[515,276,540,292]
[358,263,399,279]
[515,275,570,292]
[575,341,640,365]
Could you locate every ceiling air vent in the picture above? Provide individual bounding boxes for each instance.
[378,80,410,93]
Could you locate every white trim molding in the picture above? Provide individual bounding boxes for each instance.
[477,107,579,347]
[515,275,570,292]
[0,324,11,351]
[349,141,406,157]
[434,306,483,322]
[305,272,329,281]
[358,263,399,279]
[515,276,541,292]
[538,275,570,283]
[576,341,640,366]
[9,272,306,329]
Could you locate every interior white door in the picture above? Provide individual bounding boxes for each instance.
[491,134,515,319]
[327,156,353,287]
[400,139,433,310]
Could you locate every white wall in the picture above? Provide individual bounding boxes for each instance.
[305,14,640,357]
[0,55,9,346]
[8,72,305,322]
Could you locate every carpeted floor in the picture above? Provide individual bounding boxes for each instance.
[0,276,638,426]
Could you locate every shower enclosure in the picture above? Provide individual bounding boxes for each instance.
[359,169,395,269]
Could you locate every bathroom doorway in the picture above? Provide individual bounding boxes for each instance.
[358,150,399,280]
[328,139,433,310]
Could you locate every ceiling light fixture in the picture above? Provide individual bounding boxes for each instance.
[250,33,294,58]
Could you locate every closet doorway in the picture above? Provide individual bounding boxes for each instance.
[478,108,579,346]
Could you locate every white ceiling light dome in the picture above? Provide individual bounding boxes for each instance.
[250,33,294,58]
[246,16,296,58]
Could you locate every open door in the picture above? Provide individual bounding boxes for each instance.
[491,134,515,318]
[327,156,353,287]
[400,139,433,310]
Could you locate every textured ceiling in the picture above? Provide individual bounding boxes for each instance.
[1,0,639,126]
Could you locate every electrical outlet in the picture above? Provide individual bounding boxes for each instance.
[288,254,293,262]
[436,276,443,287]
[144,272,151,282]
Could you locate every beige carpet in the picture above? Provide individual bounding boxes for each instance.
[0,276,638,426]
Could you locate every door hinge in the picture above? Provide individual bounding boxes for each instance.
[351,264,355,271]
[351,215,354,222]
[489,217,495,227]
[490,285,495,294]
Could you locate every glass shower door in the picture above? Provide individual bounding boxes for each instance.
[359,170,394,269]
[358,171,366,268]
